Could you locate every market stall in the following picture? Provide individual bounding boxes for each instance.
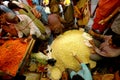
[0,38,35,77]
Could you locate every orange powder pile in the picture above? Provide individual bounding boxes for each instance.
[0,39,28,76]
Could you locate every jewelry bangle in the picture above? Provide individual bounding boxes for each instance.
[110,15,112,17]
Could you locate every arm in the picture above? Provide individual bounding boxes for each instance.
[99,7,120,25]
[94,46,112,57]
[88,29,104,40]
[90,39,108,56]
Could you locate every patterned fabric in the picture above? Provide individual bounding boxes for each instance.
[92,0,120,33]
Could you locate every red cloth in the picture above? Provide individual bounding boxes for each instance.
[92,0,120,33]
[27,0,33,7]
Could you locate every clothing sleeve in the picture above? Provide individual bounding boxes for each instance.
[79,63,93,80]
[70,71,77,79]
[70,63,93,80]
[14,26,23,38]
[25,15,41,38]
[17,30,24,38]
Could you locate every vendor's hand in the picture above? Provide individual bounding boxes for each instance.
[94,47,101,54]
[88,29,95,36]
[23,38,28,43]
[20,38,26,43]
[98,19,105,25]
[90,48,96,54]
[20,36,32,43]
[89,40,95,47]
[25,35,32,42]
[23,38,31,43]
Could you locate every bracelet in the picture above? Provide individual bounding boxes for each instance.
[110,15,112,17]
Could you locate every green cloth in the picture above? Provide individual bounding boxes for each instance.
[18,4,46,34]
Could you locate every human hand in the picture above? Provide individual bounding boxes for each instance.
[20,36,32,43]
[88,29,95,36]
[94,47,101,54]
[26,35,32,42]
[98,19,105,25]
[19,38,26,43]
[89,40,95,47]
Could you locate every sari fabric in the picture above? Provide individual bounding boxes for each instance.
[92,0,120,33]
